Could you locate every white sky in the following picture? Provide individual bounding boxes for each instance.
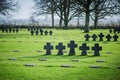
[12,0,34,19]
[10,0,119,26]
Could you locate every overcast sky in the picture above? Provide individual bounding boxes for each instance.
[10,0,119,26]
[12,0,34,19]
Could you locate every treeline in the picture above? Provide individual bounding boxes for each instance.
[32,0,120,32]
[0,0,120,32]
[0,24,119,30]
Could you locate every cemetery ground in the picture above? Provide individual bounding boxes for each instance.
[0,29,120,80]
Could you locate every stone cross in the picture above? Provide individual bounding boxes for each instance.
[92,43,102,56]
[68,40,77,56]
[79,43,89,56]
[92,34,97,41]
[106,34,111,41]
[113,34,119,41]
[109,29,112,33]
[49,30,53,35]
[44,30,48,35]
[40,29,44,35]
[56,43,66,55]
[35,30,39,35]
[44,43,53,55]
[98,33,104,41]
[84,34,90,41]
[30,30,34,36]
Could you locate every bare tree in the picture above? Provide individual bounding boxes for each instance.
[0,0,19,16]
[55,0,80,29]
[33,0,56,27]
[91,0,120,28]
[75,0,94,32]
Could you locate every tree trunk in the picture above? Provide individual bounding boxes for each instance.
[59,17,62,28]
[84,11,90,32]
[77,14,80,27]
[94,14,98,29]
[51,11,54,27]
[64,19,68,29]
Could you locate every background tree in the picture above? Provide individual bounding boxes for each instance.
[0,0,18,16]
[91,0,120,29]
[75,0,94,32]
[33,0,56,27]
[55,0,80,29]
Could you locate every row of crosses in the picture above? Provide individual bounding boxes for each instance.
[44,41,102,56]
[109,28,120,33]
[84,33,119,41]
[1,28,19,33]
[30,30,53,36]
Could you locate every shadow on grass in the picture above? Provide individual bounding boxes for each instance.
[18,54,99,60]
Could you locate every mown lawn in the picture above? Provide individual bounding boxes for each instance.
[0,29,120,80]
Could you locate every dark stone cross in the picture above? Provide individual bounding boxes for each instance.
[92,34,97,41]
[106,34,112,41]
[5,29,8,33]
[113,34,119,41]
[2,29,5,33]
[56,43,66,55]
[68,40,77,56]
[35,30,39,35]
[98,33,104,41]
[92,43,102,56]
[40,29,44,35]
[114,29,117,33]
[109,29,112,33]
[49,30,53,35]
[9,28,12,33]
[84,34,90,41]
[30,30,34,36]
[44,43,53,55]
[44,30,48,35]
[79,43,89,56]
[16,28,19,33]
[13,28,15,33]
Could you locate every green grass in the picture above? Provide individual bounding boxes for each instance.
[0,29,120,80]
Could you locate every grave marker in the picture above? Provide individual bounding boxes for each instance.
[16,28,19,33]
[84,34,90,41]
[13,50,19,52]
[68,40,77,56]
[71,59,80,62]
[106,34,112,41]
[44,30,48,35]
[9,28,12,33]
[98,33,104,41]
[40,58,48,61]
[8,58,17,60]
[96,60,105,62]
[61,64,71,68]
[109,29,112,33]
[49,30,53,35]
[30,30,34,36]
[40,28,44,35]
[89,66,101,68]
[92,43,102,56]
[56,43,66,55]
[79,43,89,56]
[44,43,53,55]
[35,30,39,35]
[92,34,97,41]
[113,34,119,41]
[25,64,34,67]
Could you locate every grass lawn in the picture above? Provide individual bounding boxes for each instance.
[0,29,120,80]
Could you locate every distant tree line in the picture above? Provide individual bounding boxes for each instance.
[33,0,120,32]
[0,0,18,16]
[0,0,120,32]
